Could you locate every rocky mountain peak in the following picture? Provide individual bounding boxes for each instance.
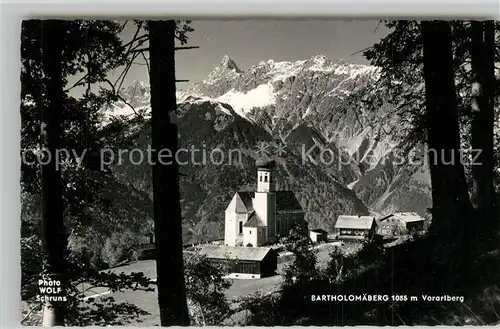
[220,55,243,73]
[310,54,329,63]
[122,80,151,108]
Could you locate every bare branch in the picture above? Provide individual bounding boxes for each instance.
[104,79,139,117]
[351,46,372,57]
[175,46,200,50]
[120,20,129,31]
[140,52,150,74]
[130,45,199,53]
[65,74,88,92]
[115,50,141,92]
[130,47,149,53]
[114,21,146,90]
[126,21,144,54]
[21,302,42,324]
[122,34,148,50]
[176,79,190,83]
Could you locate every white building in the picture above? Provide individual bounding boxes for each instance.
[224,160,306,247]
[309,229,328,243]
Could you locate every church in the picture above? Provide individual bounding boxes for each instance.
[224,160,307,247]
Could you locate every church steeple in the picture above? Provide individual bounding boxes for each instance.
[256,159,275,192]
[254,159,277,242]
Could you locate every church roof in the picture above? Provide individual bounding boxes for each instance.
[199,245,275,262]
[235,192,254,213]
[256,159,276,169]
[275,191,303,212]
[335,215,376,230]
[244,212,266,227]
[234,191,304,213]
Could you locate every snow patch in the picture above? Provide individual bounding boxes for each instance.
[302,106,312,119]
[217,83,276,118]
[347,179,359,190]
[215,103,231,115]
[342,126,372,156]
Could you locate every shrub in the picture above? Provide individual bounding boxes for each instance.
[282,224,318,287]
[184,252,232,325]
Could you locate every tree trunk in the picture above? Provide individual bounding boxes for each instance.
[470,21,496,229]
[148,20,190,326]
[421,21,474,265]
[40,19,67,327]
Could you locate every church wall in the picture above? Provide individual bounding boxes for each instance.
[234,213,248,246]
[243,227,258,247]
[276,212,306,237]
[254,192,277,243]
[267,194,276,241]
[242,226,267,247]
[257,227,267,246]
[224,210,237,246]
[224,194,250,246]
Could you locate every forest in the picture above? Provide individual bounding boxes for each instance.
[20,19,499,326]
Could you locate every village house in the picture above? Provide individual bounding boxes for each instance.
[334,215,377,241]
[224,160,307,247]
[377,212,425,237]
[198,245,278,279]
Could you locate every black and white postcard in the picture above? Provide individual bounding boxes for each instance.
[20,19,500,326]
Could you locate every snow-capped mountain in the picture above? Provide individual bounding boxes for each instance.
[119,55,392,163]
[189,54,379,121]
[112,55,433,242]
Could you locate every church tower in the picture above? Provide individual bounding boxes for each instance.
[254,160,277,241]
[257,160,274,192]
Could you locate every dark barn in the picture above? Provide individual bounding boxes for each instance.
[199,245,278,279]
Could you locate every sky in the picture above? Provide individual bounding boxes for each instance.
[114,20,389,89]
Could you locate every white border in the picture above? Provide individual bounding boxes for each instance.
[1,1,499,329]
[1,0,500,18]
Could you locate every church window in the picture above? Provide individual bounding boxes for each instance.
[239,222,243,234]
[259,175,262,182]
[264,175,268,182]
[249,230,252,234]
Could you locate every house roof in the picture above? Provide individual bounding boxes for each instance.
[235,191,304,213]
[335,215,376,230]
[392,212,425,223]
[198,245,274,262]
[244,212,266,227]
[310,229,328,234]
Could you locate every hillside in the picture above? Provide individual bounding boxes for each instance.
[109,54,433,243]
